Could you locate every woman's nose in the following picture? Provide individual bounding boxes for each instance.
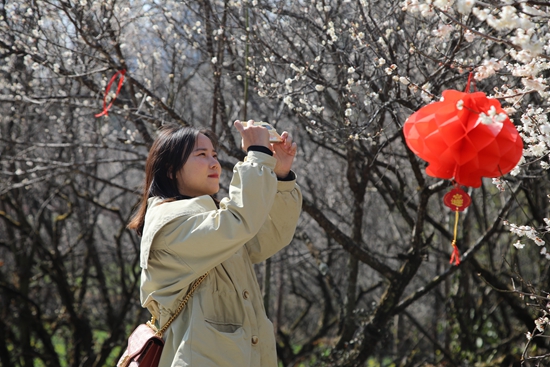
[210,157,220,168]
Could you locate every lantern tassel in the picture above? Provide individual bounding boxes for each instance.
[449,210,461,265]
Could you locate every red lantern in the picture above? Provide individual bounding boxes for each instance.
[403,90,523,188]
[403,77,523,265]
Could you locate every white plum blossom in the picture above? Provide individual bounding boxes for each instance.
[433,0,451,10]
[258,66,267,77]
[419,3,434,17]
[510,49,537,64]
[528,142,547,157]
[510,29,543,60]
[510,59,545,78]
[535,317,549,332]
[290,63,305,73]
[508,224,536,238]
[464,30,475,42]
[401,0,421,13]
[474,59,504,80]
[326,21,338,44]
[486,6,523,31]
[509,163,521,177]
[522,77,547,92]
[384,64,397,75]
[472,7,491,22]
[541,247,550,260]
[478,113,493,125]
[312,105,324,114]
[456,0,474,15]
[283,96,294,109]
[432,23,454,38]
[421,91,433,103]
[420,82,433,103]
[478,106,507,125]
[507,222,547,251]
[492,177,506,191]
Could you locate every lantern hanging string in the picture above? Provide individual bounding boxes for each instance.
[465,71,476,93]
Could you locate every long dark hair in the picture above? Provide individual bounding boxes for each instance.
[128,124,216,236]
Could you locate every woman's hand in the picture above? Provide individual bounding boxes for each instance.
[272,131,297,179]
[234,120,270,150]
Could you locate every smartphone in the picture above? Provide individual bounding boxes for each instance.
[242,121,283,143]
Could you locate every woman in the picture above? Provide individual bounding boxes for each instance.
[128,120,302,367]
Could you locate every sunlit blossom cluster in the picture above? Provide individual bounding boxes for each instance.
[505,221,547,256]
[477,106,507,125]
[491,177,507,192]
[517,106,550,161]
[478,6,534,32]
[474,59,505,80]
[432,23,454,39]
[535,316,549,333]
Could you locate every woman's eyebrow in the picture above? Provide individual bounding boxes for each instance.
[193,147,217,153]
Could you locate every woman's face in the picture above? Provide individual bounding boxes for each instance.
[176,133,221,197]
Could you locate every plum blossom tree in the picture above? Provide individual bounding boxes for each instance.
[2,0,550,366]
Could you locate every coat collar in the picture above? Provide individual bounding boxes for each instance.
[140,196,217,269]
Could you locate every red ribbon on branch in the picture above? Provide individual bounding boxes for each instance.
[95,69,126,118]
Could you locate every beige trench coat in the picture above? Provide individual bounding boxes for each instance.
[139,151,302,367]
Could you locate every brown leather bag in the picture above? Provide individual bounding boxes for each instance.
[117,273,208,367]
[117,323,163,367]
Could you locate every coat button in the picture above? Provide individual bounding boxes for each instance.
[242,290,250,299]
[251,335,259,345]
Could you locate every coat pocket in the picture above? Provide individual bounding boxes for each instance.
[204,319,242,333]
[191,321,249,366]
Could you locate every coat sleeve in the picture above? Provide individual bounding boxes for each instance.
[245,173,302,264]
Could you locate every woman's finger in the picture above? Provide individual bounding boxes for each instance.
[234,120,244,132]
[284,133,293,149]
